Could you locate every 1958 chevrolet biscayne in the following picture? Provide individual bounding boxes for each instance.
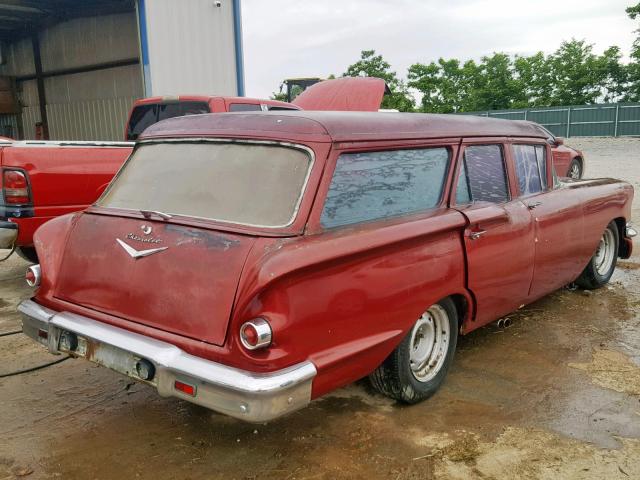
[19,111,634,422]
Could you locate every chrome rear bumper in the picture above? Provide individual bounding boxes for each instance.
[0,220,17,249]
[19,299,316,423]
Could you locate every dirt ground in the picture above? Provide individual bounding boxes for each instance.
[1,137,640,480]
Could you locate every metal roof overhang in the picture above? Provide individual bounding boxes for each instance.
[0,0,134,41]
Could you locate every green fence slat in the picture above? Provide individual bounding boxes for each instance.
[456,102,640,137]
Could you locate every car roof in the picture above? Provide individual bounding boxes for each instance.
[139,110,550,143]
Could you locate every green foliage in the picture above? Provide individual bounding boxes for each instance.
[274,5,640,111]
[406,39,636,112]
[343,50,415,111]
[626,2,640,101]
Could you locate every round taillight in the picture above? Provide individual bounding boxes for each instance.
[25,264,41,287]
[239,318,272,350]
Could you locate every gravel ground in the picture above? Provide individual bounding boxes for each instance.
[1,137,640,480]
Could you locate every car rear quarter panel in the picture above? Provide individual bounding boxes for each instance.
[570,178,634,265]
[232,209,470,398]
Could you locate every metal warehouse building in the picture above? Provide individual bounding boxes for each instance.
[0,0,244,140]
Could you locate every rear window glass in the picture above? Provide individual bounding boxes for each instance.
[320,148,450,229]
[126,101,210,140]
[98,142,313,228]
[229,103,262,112]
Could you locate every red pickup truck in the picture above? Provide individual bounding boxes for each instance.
[0,95,298,262]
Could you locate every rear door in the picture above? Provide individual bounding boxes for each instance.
[511,142,585,298]
[452,141,536,327]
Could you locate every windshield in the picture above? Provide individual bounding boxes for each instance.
[98,141,313,228]
[126,101,210,140]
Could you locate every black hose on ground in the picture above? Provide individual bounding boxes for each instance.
[0,243,16,262]
[0,330,22,337]
[0,356,70,378]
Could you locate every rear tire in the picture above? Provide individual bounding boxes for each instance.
[575,221,618,290]
[568,158,582,179]
[16,246,38,264]
[369,298,458,404]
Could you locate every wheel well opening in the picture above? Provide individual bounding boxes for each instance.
[614,217,630,258]
[449,294,468,328]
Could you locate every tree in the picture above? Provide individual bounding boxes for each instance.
[343,50,415,111]
[513,52,554,107]
[626,2,640,101]
[596,46,629,103]
[547,39,603,105]
[474,53,521,110]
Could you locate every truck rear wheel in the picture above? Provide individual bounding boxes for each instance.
[16,247,38,264]
[369,298,458,404]
[575,221,618,289]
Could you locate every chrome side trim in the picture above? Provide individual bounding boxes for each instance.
[19,299,317,423]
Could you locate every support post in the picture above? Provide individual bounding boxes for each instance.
[566,107,571,138]
[31,34,49,140]
[614,104,620,137]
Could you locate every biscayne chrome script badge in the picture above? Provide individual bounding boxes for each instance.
[116,238,168,259]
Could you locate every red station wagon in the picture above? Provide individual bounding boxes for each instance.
[19,112,634,422]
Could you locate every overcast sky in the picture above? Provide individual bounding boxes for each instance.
[241,0,637,98]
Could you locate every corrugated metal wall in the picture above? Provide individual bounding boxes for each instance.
[0,12,143,140]
[459,103,640,138]
[142,0,238,96]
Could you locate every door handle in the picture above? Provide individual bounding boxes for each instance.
[528,201,542,210]
[468,230,487,240]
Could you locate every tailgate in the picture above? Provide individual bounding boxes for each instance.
[54,213,255,345]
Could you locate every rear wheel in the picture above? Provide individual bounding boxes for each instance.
[369,298,458,403]
[568,158,582,179]
[575,222,618,289]
[16,246,38,264]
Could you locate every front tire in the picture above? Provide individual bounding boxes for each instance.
[575,221,618,289]
[369,298,458,404]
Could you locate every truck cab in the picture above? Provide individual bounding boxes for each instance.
[125,96,300,140]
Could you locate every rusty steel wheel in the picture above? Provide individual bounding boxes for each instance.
[369,298,458,404]
[575,221,619,290]
[409,304,451,383]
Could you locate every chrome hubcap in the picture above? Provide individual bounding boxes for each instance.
[594,228,615,276]
[409,304,450,383]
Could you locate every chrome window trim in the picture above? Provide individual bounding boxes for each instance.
[96,138,316,230]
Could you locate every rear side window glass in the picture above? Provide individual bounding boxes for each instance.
[513,144,547,196]
[127,105,157,140]
[321,148,450,229]
[229,103,262,112]
[127,101,210,140]
[158,101,210,120]
[457,145,509,204]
